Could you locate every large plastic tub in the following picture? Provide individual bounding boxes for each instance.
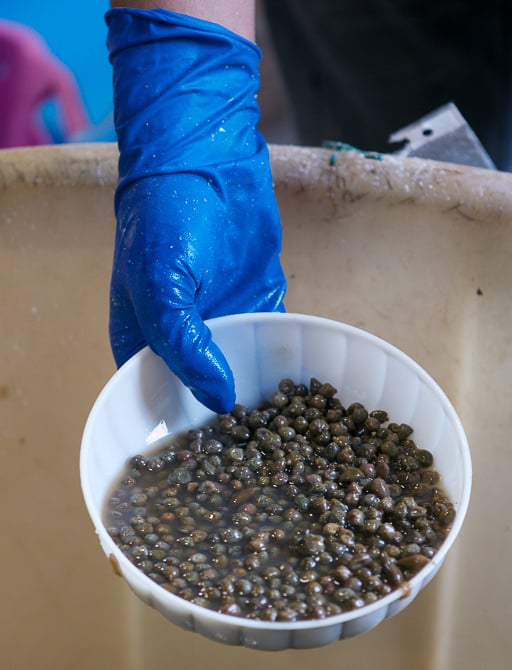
[1,143,510,669]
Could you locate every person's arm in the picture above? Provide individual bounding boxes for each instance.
[109,1,255,41]
[106,0,286,413]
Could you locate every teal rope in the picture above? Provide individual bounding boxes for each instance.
[322,140,383,166]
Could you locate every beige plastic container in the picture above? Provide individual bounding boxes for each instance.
[1,143,510,669]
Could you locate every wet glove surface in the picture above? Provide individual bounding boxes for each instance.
[106,8,286,413]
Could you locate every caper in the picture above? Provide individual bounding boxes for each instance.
[348,403,368,424]
[278,379,295,394]
[271,391,289,409]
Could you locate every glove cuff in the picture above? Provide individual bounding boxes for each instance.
[106,8,265,190]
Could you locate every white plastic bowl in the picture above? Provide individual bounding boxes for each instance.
[80,313,471,650]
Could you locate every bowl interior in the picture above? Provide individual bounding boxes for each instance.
[82,313,469,512]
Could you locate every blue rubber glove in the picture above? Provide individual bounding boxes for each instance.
[106,8,286,413]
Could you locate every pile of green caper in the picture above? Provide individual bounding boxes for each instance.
[105,378,455,622]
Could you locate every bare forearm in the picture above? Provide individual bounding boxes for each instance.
[109,1,255,41]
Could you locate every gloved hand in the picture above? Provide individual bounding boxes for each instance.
[106,8,286,413]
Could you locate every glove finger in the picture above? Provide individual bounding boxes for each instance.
[110,267,235,413]
[109,276,147,368]
[147,305,236,414]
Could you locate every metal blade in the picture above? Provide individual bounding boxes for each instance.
[389,102,495,170]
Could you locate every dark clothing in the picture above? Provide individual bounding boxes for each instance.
[264,0,512,170]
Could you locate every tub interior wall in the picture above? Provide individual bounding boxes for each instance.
[1,144,510,669]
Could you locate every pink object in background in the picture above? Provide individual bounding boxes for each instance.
[0,20,89,147]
